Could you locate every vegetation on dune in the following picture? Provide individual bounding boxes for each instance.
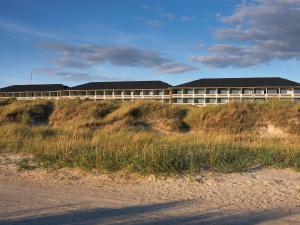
[185,102,259,133]
[185,100,300,134]
[0,100,53,125]
[0,99,300,175]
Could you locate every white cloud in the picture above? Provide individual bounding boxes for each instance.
[142,4,151,10]
[181,16,195,22]
[157,63,197,73]
[40,43,197,74]
[146,20,162,28]
[190,0,300,68]
[33,68,126,81]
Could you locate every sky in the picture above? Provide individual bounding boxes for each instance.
[0,0,300,87]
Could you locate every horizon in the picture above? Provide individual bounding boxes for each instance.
[1,0,300,87]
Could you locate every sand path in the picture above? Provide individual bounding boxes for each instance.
[0,153,300,224]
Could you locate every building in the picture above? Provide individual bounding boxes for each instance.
[0,77,299,105]
[172,77,300,105]
[61,81,172,103]
[0,84,69,99]
[0,81,172,103]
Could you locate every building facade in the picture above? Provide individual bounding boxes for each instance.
[0,77,299,105]
[171,77,300,105]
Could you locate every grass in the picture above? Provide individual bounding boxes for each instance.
[0,99,300,175]
[17,159,37,171]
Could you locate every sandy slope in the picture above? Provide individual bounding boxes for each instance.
[0,153,300,225]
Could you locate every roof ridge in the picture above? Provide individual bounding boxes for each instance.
[7,84,66,86]
[176,77,299,88]
[200,77,283,80]
[83,80,166,83]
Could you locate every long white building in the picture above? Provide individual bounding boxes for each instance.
[0,77,299,105]
[171,77,300,105]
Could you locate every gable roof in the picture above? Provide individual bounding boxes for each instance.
[0,84,69,93]
[70,81,172,90]
[176,77,300,88]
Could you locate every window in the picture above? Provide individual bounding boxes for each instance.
[294,98,300,103]
[207,89,217,94]
[27,92,34,97]
[173,89,183,94]
[96,91,104,96]
[0,93,5,97]
[194,98,205,104]
[183,98,194,104]
[143,90,150,96]
[243,89,253,94]
[154,90,164,95]
[164,90,170,95]
[124,90,132,95]
[87,91,95,96]
[42,92,49,97]
[255,89,265,94]
[280,89,288,94]
[183,89,193,94]
[267,89,278,94]
[61,91,69,96]
[70,91,78,96]
[218,98,228,103]
[207,98,216,103]
[230,89,241,94]
[78,91,86,96]
[218,89,228,94]
[174,98,183,103]
[133,90,142,95]
[50,92,58,97]
[114,90,123,95]
[105,91,113,96]
[194,89,205,94]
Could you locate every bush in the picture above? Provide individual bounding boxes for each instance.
[0,100,53,125]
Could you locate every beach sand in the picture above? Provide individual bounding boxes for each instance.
[0,153,300,224]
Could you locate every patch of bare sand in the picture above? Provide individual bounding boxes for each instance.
[259,123,288,138]
[0,153,300,224]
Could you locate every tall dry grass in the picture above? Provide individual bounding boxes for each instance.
[0,99,299,175]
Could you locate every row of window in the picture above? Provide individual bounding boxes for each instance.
[62,90,170,96]
[173,98,300,104]
[1,88,300,98]
[173,88,300,95]
[0,90,170,97]
[1,92,60,97]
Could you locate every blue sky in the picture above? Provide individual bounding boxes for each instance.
[0,0,300,87]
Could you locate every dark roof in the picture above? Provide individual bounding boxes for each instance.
[0,84,69,93]
[176,77,300,88]
[70,81,172,90]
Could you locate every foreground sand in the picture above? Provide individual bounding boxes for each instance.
[0,153,300,225]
